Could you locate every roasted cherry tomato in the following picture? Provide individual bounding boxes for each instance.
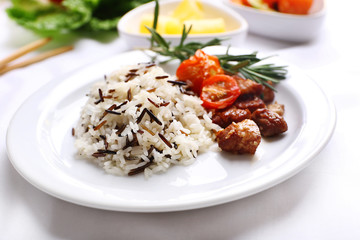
[176,49,224,95]
[200,74,241,109]
[278,0,313,14]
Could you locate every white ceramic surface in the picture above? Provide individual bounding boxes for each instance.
[118,0,248,49]
[6,46,336,212]
[223,0,326,42]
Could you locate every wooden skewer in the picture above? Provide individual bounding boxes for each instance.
[0,37,52,68]
[0,45,74,75]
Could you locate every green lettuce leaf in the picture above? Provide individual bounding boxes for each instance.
[6,0,99,33]
[6,0,153,33]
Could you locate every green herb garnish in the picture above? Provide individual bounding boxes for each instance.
[218,50,288,89]
[146,25,222,63]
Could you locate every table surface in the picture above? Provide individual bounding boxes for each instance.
[1,0,360,239]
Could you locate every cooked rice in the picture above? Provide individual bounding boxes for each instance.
[74,63,220,178]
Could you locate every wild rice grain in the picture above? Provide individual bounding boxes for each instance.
[167,80,187,86]
[127,88,132,101]
[94,120,107,131]
[158,133,172,148]
[147,98,160,108]
[105,110,121,115]
[145,108,162,126]
[155,75,169,79]
[115,101,128,110]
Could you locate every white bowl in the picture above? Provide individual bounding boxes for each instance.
[223,0,326,42]
[118,0,249,49]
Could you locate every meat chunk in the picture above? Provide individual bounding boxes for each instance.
[234,96,266,112]
[216,119,261,154]
[267,102,285,117]
[212,107,251,128]
[251,108,288,137]
[262,85,275,103]
[233,76,264,96]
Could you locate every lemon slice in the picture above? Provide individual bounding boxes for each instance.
[183,18,226,34]
[139,14,182,34]
[171,0,204,22]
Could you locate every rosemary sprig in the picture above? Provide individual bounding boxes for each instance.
[150,0,159,48]
[218,53,288,89]
[146,0,287,90]
[146,25,222,63]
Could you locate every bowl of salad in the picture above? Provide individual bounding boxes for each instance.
[223,0,326,42]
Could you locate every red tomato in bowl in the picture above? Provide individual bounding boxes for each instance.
[241,0,252,7]
[263,0,279,9]
[176,49,224,95]
[200,74,241,109]
[230,0,251,7]
[278,0,313,14]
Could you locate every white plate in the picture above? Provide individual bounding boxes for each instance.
[6,47,336,212]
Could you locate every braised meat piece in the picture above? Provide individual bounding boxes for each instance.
[234,96,266,112]
[262,85,275,103]
[212,107,251,128]
[267,102,285,117]
[216,119,261,154]
[233,76,264,96]
[251,108,288,137]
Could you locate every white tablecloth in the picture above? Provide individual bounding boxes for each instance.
[1,0,360,239]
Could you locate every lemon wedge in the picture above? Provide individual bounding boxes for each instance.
[139,0,227,35]
[171,0,204,22]
[184,18,226,34]
[139,14,182,34]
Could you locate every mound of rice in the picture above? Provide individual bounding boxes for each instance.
[74,63,220,178]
